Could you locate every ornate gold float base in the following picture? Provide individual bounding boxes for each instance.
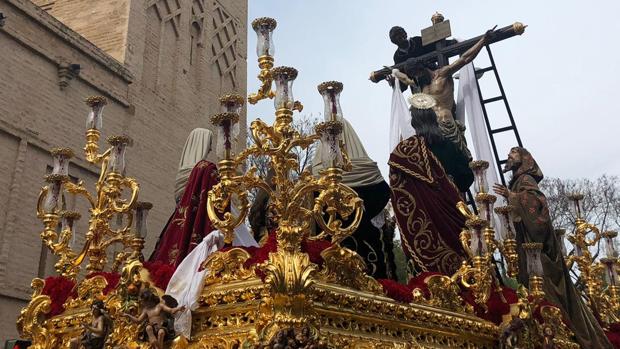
[193,278,498,348]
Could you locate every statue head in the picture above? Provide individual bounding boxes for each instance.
[504,147,522,172]
[389,26,408,49]
[505,147,544,184]
[91,300,105,316]
[139,289,160,307]
[410,62,433,89]
[409,103,443,145]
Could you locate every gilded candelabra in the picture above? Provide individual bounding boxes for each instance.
[471,161,519,278]
[19,96,156,348]
[36,96,150,277]
[248,17,277,105]
[453,214,496,309]
[453,160,519,309]
[564,193,620,324]
[521,242,545,302]
[247,18,303,112]
[208,68,363,332]
[565,193,603,308]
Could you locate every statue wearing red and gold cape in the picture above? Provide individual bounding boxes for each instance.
[389,135,468,275]
[149,129,219,268]
[389,94,472,276]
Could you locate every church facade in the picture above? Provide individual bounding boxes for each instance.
[0,0,247,340]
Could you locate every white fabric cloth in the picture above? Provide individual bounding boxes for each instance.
[175,128,214,201]
[456,63,501,189]
[389,71,415,152]
[165,219,258,339]
[370,212,385,229]
[456,63,506,227]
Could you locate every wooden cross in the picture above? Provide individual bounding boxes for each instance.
[370,13,526,83]
[420,13,453,67]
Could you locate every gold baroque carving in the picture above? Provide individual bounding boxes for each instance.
[318,245,383,294]
[201,248,255,286]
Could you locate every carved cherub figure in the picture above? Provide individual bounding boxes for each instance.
[124,289,185,349]
[70,300,111,349]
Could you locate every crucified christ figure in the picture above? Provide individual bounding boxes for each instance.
[393,26,497,160]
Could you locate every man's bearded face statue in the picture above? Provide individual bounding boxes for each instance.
[503,148,522,173]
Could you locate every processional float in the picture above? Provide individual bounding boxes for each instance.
[16,14,619,349]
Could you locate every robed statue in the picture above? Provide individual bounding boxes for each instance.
[149,128,220,267]
[312,117,397,280]
[494,147,612,349]
[389,93,472,276]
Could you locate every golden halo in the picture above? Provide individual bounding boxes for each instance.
[408,93,436,110]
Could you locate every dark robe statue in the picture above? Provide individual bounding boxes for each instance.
[393,36,435,66]
[312,118,397,280]
[149,160,219,267]
[389,26,437,93]
[389,26,457,93]
[389,135,469,275]
[503,147,612,349]
[342,181,397,280]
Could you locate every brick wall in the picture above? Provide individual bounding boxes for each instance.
[0,0,247,340]
[31,0,131,62]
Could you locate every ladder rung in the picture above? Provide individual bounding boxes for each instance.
[478,66,494,74]
[499,159,508,165]
[483,96,504,104]
[490,126,515,134]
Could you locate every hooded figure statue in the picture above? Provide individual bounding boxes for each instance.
[494,147,612,349]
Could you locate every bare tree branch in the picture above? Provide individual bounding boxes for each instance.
[540,175,620,267]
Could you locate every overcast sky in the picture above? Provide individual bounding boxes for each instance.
[246,1,620,180]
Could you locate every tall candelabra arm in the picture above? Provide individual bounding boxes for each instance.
[312,186,363,245]
[235,146,261,167]
[65,181,96,209]
[312,210,355,245]
[36,187,49,217]
[40,225,70,256]
[110,178,140,213]
[72,240,91,268]
[94,153,112,195]
[207,187,250,244]
[84,132,112,165]
[248,66,276,105]
[566,254,576,270]
[457,201,476,220]
[251,119,280,146]
[285,134,320,154]
[576,222,602,247]
[455,265,478,289]
[243,174,274,199]
[98,227,132,251]
[287,182,323,213]
[234,145,282,169]
[459,230,474,258]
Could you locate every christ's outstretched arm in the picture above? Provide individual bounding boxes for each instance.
[440,26,497,77]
